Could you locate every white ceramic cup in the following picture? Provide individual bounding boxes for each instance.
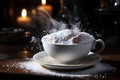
[41,37,105,63]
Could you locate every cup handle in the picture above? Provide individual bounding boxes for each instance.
[91,39,105,55]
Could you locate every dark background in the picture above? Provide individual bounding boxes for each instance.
[0,0,60,27]
[0,0,100,27]
[0,0,120,48]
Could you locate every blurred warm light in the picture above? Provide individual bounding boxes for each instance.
[25,31,31,37]
[38,0,53,15]
[42,0,46,5]
[22,50,29,58]
[17,8,31,24]
[23,50,29,55]
[32,9,36,15]
[9,8,14,18]
[21,9,27,18]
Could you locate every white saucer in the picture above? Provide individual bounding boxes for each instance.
[33,51,101,70]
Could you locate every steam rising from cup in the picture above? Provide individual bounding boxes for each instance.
[28,8,102,39]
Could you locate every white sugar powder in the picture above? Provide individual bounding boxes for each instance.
[42,29,94,44]
[19,60,90,78]
[18,60,115,78]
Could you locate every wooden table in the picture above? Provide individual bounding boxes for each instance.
[0,43,120,80]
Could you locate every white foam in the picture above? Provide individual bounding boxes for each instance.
[42,29,94,44]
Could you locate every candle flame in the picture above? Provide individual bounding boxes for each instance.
[21,9,27,18]
[42,0,46,5]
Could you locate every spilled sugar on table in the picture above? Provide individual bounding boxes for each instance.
[0,43,120,80]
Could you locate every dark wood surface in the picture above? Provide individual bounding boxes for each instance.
[0,43,120,80]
